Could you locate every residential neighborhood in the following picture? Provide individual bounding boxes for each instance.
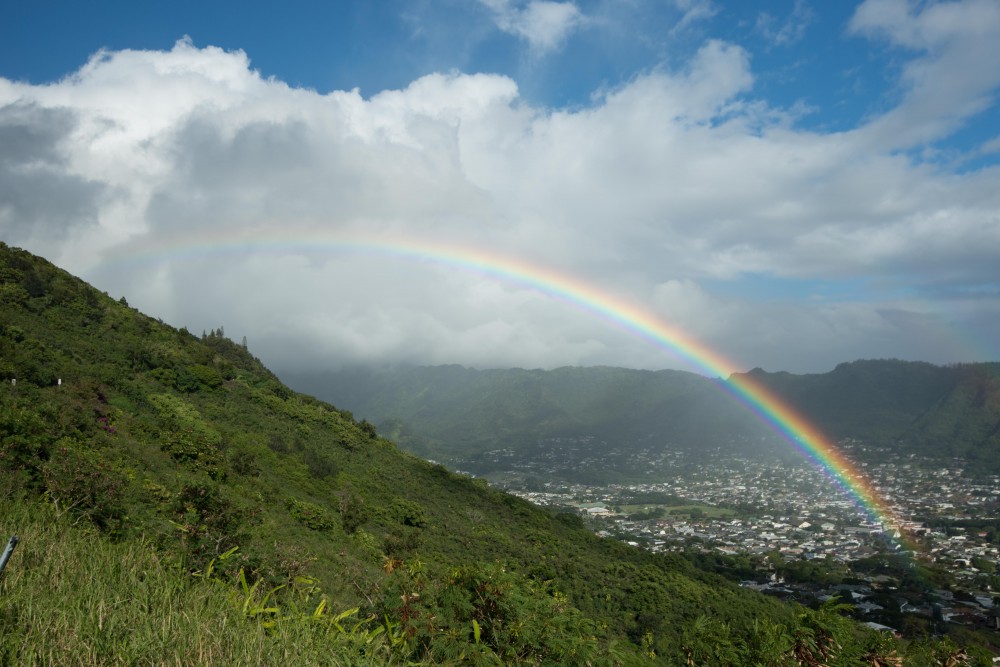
[487,440,1000,634]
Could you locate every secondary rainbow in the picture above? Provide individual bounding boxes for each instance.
[91,230,904,535]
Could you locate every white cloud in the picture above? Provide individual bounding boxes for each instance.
[849,0,1000,149]
[981,135,1000,155]
[671,0,717,34]
[479,0,584,53]
[1,29,997,374]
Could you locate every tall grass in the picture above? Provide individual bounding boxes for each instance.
[0,500,398,666]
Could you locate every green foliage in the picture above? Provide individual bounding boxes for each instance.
[171,483,250,566]
[0,242,977,665]
[160,430,226,478]
[289,360,1000,476]
[0,499,402,666]
[358,418,377,439]
[382,527,423,560]
[971,556,995,574]
[176,363,224,392]
[627,507,665,521]
[284,364,763,473]
[780,556,851,587]
[302,447,338,479]
[338,489,368,534]
[40,438,128,532]
[391,498,429,528]
[226,445,262,477]
[287,498,338,532]
[373,559,623,665]
[148,392,226,477]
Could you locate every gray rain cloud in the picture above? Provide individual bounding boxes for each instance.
[0,103,107,248]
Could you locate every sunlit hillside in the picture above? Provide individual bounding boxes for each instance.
[0,242,991,665]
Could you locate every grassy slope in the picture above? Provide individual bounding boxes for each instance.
[1,243,977,665]
[0,499,400,667]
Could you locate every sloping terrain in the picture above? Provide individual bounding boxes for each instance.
[741,361,1000,467]
[286,360,1000,474]
[0,242,972,664]
[283,365,776,466]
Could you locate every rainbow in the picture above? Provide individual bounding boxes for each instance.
[90,229,905,538]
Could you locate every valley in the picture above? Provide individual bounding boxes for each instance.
[496,444,1000,635]
[3,243,1000,664]
[283,360,1000,655]
[5,4,1000,662]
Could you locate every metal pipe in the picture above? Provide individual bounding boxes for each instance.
[0,535,19,577]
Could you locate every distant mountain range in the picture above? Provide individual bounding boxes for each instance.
[283,359,1000,474]
[742,361,1000,463]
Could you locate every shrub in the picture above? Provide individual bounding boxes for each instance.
[302,448,338,479]
[228,447,261,477]
[391,498,428,528]
[40,439,127,533]
[187,364,224,391]
[287,498,337,532]
[338,490,368,535]
[161,431,226,480]
[171,483,246,565]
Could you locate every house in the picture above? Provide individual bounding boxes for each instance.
[863,621,898,635]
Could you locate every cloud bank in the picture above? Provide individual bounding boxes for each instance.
[1,1,998,375]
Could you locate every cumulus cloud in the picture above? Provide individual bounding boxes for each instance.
[0,103,107,253]
[479,0,584,52]
[0,25,997,374]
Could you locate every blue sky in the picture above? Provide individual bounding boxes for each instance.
[0,1,933,127]
[2,0,999,373]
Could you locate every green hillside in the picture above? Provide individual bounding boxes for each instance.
[0,243,979,665]
[283,365,777,469]
[741,361,1000,467]
[286,360,1000,475]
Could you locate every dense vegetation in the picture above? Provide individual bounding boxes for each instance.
[741,362,1000,467]
[286,360,1000,474]
[0,243,989,664]
[282,365,780,469]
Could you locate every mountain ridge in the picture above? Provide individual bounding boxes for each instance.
[283,359,1000,476]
